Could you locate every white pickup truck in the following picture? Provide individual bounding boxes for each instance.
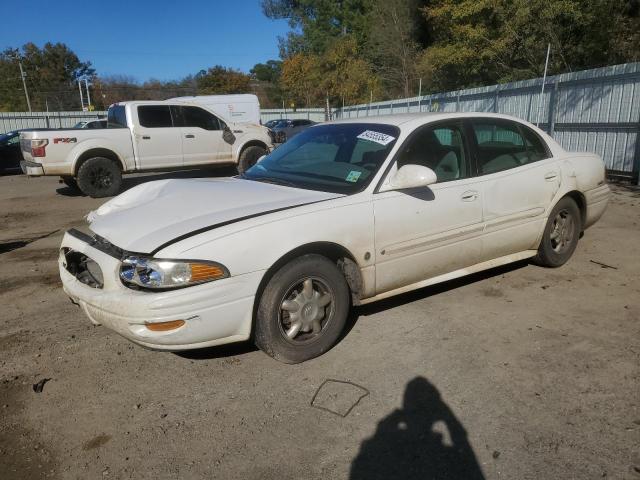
[20,100,275,197]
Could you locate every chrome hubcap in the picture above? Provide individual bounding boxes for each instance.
[279,278,333,343]
[550,209,575,253]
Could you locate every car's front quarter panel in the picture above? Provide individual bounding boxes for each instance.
[154,194,377,298]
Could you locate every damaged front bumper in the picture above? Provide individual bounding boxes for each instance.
[58,230,262,350]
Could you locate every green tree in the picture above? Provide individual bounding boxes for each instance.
[196,65,252,94]
[0,42,94,111]
[262,0,372,56]
[319,37,380,105]
[250,60,283,82]
[366,0,422,97]
[417,0,640,92]
[250,60,284,108]
[280,53,322,107]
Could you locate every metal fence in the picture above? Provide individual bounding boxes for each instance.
[261,108,326,123]
[3,64,638,180]
[336,63,640,181]
[0,108,327,132]
[0,111,107,131]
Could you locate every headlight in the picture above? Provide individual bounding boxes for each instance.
[119,256,229,290]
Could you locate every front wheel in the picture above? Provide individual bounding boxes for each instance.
[533,197,581,268]
[255,254,350,364]
[237,145,267,174]
[76,157,122,198]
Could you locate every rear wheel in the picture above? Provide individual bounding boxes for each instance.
[255,255,350,363]
[237,145,266,174]
[76,157,122,198]
[533,197,581,267]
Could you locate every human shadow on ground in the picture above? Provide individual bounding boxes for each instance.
[350,376,486,480]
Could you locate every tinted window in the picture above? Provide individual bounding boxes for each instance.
[472,120,529,174]
[138,106,173,128]
[6,133,20,145]
[243,123,399,194]
[87,120,107,129]
[179,106,221,130]
[521,125,549,163]
[107,105,127,128]
[397,123,468,182]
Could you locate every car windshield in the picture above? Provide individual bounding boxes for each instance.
[242,123,400,194]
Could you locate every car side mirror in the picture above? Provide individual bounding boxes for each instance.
[222,125,236,145]
[383,164,438,191]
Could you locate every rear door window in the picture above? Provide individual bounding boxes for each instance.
[471,120,529,174]
[107,105,127,128]
[137,106,173,128]
[520,125,550,163]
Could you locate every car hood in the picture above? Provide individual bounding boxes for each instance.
[87,177,342,253]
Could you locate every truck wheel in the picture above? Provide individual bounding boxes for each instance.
[60,176,79,191]
[533,197,581,268]
[76,157,122,198]
[237,145,266,174]
[254,254,350,364]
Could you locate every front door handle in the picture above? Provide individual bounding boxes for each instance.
[185,134,195,139]
[544,171,558,181]
[141,135,151,140]
[461,190,479,201]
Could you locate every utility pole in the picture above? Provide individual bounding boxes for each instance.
[84,78,91,108]
[78,79,85,110]
[536,43,551,128]
[18,60,32,112]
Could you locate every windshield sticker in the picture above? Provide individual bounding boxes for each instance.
[357,130,396,146]
[346,170,362,183]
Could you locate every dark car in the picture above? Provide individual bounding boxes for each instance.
[0,130,24,174]
[73,119,108,129]
[271,119,317,143]
[263,119,284,129]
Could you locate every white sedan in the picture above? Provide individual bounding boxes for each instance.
[59,113,610,363]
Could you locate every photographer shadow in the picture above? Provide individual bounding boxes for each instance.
[350,377,485,480]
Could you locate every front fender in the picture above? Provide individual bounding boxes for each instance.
[154,196,377,298]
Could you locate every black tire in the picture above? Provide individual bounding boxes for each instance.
[76,157,122,198]
[255,254,350,364]
[237,145,267,174]
[533,197,581,268]
[60,176,79,190]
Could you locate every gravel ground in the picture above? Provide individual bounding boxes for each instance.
[1,172,639,480]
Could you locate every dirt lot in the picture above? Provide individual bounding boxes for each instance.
[0,171,639,480]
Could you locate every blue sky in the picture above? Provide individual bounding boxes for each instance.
[0,0,290,82]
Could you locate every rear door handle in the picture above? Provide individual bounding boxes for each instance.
[461,190,479,201]
[544,171,558,181]
[141,135,151,140]
[185,134,195,139]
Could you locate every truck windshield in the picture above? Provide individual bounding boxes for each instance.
[242,123,400,194]
[107,106,127,128]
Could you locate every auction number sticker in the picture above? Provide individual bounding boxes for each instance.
[357,130,395,146]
